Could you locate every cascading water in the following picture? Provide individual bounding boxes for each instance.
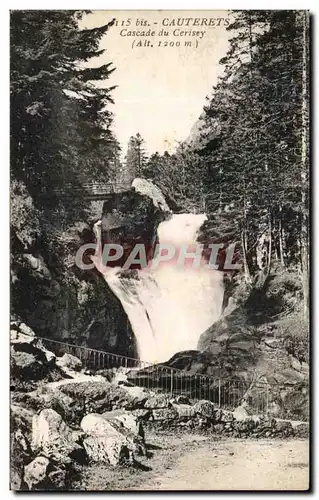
[93,213,224,363]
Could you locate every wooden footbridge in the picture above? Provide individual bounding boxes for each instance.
[54,182,132,201]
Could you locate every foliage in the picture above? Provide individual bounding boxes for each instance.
[10,10,119,205]
[141,10,309,322]
[11,180,40,251]
[123,133,148,182]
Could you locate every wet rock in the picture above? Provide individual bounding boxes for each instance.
[132,178,170,212]
[101,179,170,270]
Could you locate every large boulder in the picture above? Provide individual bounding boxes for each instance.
[10,324,64,384]
[11,347,47,381]
[56,353,82,374]
[100,179,170,269]
[132,178,170,212]
[11,327,35,346]
[233,405,250,422]
[102,409,143,437]
[80,413,146,465]
[23,456,67,491]
[193,400,215,418]
[59,380,148,415]
[32,409,82,465]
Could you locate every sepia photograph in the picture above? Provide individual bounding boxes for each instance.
[10,9,310,491]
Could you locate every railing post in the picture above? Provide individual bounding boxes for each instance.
[266,383,269,414]
[170,369,174,396]
[218,379,221,408]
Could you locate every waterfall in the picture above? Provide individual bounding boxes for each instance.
[94,213,224,363]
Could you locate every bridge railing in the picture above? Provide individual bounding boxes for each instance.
[38,337,272,414]
[53,182,132,197]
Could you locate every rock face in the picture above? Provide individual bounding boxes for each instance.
[132,178,170,212]
[11,219,137,358]
[12,179,172,357]
[10,325,64,386]
[100,179,171,269]
[81,413,146,465]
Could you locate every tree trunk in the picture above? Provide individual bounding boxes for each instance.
[267,213,272,275]
[278,206,285,268]
[241,229,251,283]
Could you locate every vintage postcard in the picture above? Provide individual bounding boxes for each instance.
[10,10,309,491]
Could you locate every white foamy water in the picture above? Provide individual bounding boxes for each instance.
[94,213,224,363]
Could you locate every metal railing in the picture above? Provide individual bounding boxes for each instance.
[38,337,151,370]
[38,337,271,414]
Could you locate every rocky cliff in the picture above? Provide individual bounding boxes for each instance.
[11,179,171,356]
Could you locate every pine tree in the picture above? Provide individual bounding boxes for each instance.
[10,10,118,210]
[124,133,148,181]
